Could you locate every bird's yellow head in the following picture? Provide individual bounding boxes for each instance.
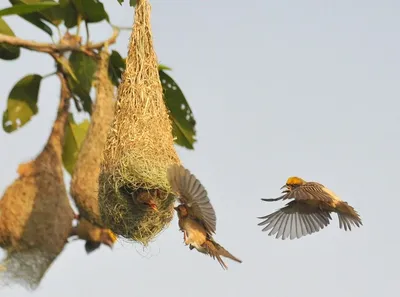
[281,176,306,191]
[286,176,306,186]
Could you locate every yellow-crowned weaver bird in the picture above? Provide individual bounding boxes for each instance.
[258,176,362,240]
[70,216,118,254]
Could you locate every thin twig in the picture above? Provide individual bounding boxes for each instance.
[0,28,120,55]
[85,21,90,46]
[42,71,57,79]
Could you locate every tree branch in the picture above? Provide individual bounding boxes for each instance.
[0,28,120,55]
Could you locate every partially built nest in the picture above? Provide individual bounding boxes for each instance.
[70,49,115,227]
[0,75,74,289]
[98,0,180,245]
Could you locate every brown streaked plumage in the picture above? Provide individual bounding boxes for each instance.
[258,176,362,240]
[168,164,242,270]
[69,217,118,254]
[119,185,159,212]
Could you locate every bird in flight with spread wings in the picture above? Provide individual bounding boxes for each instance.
[258,176,362,240]
[167,164,242,270]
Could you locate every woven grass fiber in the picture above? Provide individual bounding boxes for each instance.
[98,0,180,246]
[70,49,115,228]
[0,73,74,290]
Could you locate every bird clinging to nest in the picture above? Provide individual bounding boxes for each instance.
[69,215,118,254]
[167,164,242,270]
[119,185,159,213]
[258,176,362,240]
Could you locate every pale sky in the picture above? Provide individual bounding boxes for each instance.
[1,0,399,296]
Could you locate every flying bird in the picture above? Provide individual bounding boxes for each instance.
[70,216,118,254]
[167,164,242,270]
[258,176,362,240]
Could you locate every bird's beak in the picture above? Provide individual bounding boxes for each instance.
[174,206,179,212]
[105,241,114,250]
[149,203,159,212]
[280,184,287,190]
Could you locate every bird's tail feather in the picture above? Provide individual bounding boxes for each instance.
[336,202,362,231]
[218,247,242,263]
[215,254,228,270]
[211,239,242,263]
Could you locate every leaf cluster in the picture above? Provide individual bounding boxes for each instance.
[0,0,197,175]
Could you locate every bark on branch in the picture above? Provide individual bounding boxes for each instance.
[0,28,120,55]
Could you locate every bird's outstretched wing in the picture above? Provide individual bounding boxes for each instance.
[167,164,216,235]
[258,200,332,239]
[263,182,337,203]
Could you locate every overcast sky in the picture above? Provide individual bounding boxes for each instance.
[1,0,399,296]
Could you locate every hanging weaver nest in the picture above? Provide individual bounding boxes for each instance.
[70,49,115,227]
[98,0,180,246]
[0,74,74,290]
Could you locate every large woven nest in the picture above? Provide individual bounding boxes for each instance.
[0,74,74,289]
[98,0,180,245]
[70,49,115,227]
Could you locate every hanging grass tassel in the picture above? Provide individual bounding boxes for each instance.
[98,0,181,245]
[0,73,74,290]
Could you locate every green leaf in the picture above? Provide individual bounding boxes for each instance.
[158,64,172,71]
[17,13,53,35]
[68,52,97,114]
[72,0,109,23]
[0,2,58,17]
[108,50,125,86]
[0,17,20,60]
[57,56,78,82]
[9,0,53,36]
[62,113,90,175]
[2,74,42,133]
[30,0,65,26]
[9,0,64,28]
[159,70,196,149]
[115,0,135,5]
[59,0,78,28]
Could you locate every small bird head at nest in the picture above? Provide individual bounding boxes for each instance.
[140,198,159,212]
[174,204,188,218]
[119,186,159,212]
[281,176,306,192]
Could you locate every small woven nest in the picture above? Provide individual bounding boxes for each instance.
[70,49,115,227]
[0,75,74,290]
[98,0,180,245]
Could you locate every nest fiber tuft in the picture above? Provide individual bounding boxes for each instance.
[70,49,115,227]
[0,74,74,289]
[98,0,180,245]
